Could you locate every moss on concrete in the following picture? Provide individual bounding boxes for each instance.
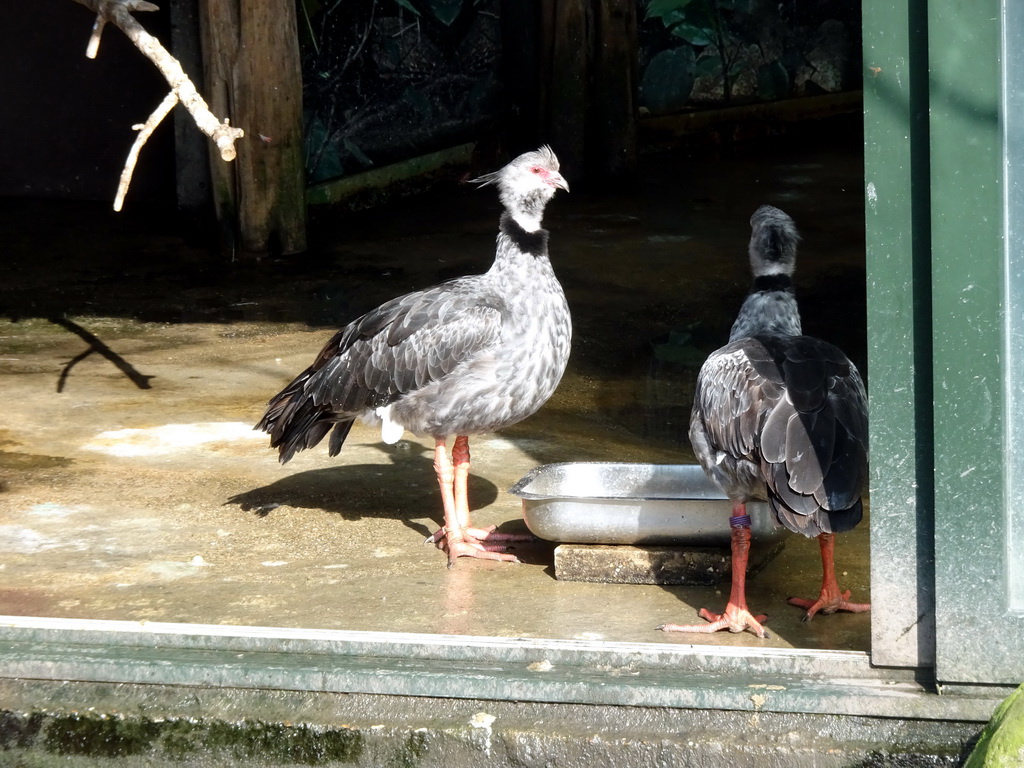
[964,684,1024,768]
[159,719,364,764]
[0,711,44,750]
[0,709,365,766]
[43,713,162,758]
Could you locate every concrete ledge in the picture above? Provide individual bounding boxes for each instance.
[0,679,981,768]
[0,616,1005,724]
[0,616,1001,766]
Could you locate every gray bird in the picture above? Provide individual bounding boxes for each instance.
[257,147,571,567]
[661,205,870,638]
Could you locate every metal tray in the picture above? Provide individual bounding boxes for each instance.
[509,462,783,546]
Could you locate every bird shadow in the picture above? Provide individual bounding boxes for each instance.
[226,440,501,539]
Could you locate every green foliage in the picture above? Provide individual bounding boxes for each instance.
[305,114,344,183]
[647,0,714,46]
[645,0,697,21]
[757,59,789,100]
[670,20,714,47]
[294,0,502,184]
[695,53,723,77]
[429,0,464,26]
[641,46,697,112]
[392,0,421,16]
[643,0,790,103]
[646,0,713,41]
[645,0,737,100]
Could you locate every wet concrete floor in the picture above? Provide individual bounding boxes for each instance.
[0,116,869,651]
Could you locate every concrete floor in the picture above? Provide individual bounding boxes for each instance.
[0,118,870,652]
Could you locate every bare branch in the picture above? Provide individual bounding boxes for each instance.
[71,0,244,206]
[115,91,178,211]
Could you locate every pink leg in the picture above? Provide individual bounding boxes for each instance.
[452,436,532,544]
[428,436,527,567]
[787,532,871,620]
[452,435,472,530]
[431,437,459,538]
[659,503,770,639]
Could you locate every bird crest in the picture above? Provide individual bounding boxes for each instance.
[469,145,561,188]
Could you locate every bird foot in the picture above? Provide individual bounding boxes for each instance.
[658,604,770,639]
[787,589,871,621]
[425,525,527,567]
[424,524,534,545]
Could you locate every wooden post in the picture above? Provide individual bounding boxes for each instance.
[169,0,212,214]
[198,0,306,258]
[235,1,305,256]
[198,0,240,254]
[500,0,543,149]
[592,0,637,177]
[542,0,589,178]
[539,0,637,183]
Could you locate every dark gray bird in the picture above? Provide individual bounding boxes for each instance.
[256,147,571,566]
[661,205,870,638]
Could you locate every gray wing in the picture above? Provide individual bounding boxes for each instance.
[257,278,504,462]
[689,341,782,503]
[690,335,868,537]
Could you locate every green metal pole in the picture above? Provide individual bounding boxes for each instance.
[928,0,1014,684]
[862,0,936,669]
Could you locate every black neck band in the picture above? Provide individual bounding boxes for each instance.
[752,274,793,292]
[500,212,549,257]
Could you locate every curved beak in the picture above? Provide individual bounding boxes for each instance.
[548,170,570,193]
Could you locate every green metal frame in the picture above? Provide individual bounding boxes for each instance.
[862,0,936,670]
[865,0,1024,683]
[928,0,1021,684]
[1006,0,1024,615]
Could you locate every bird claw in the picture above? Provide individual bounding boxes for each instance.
[444,538,521,567]
[787,589,871,621]
[465,525,536,542]
[658,604,770,639]
[425,524,534,547]
[428,526,522,566]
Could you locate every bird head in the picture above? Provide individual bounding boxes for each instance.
[748,204,800,278]
[471,146,568,231]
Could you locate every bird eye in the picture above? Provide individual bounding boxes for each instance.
[531,166,543,174]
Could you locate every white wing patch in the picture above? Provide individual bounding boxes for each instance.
[376,404,406,444]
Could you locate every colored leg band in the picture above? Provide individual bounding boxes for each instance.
[729,514,752,528]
